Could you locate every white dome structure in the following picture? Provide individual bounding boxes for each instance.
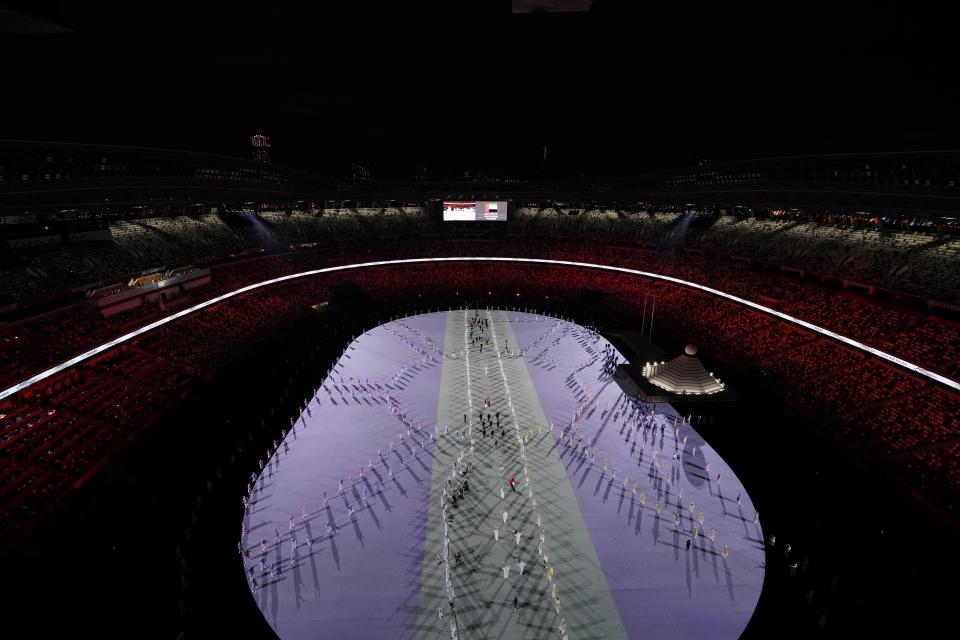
[642,344,725,395]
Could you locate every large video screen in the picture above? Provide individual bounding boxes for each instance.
[443,201,508,222]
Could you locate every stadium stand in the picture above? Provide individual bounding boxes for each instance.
[1,257,958,542]
[3,144,960,542]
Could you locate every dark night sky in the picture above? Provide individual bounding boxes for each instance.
[1,0,957,177]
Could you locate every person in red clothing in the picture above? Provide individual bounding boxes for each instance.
[509,475,516,492]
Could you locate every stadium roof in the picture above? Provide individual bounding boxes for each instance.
[2,1,956,178]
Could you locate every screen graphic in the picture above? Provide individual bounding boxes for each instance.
[443,201,508,222]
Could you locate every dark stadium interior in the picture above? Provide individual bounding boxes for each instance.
[1,2,959,639]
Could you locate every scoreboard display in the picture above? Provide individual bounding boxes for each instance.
[442,201,508,222]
